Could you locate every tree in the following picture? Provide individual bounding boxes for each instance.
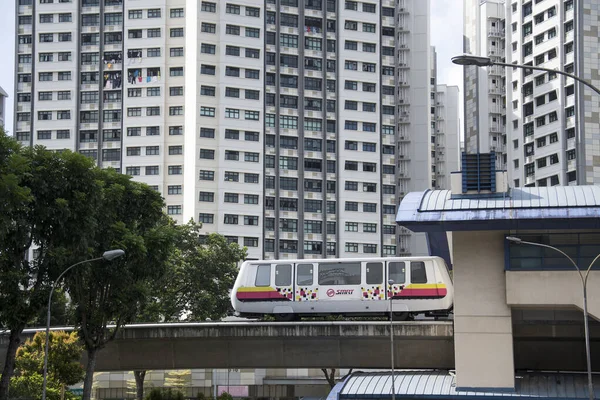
[138,223,247,323]
[131,222,247,400]
[30,289,75,328]
[321,369,354,389]
[0,132,103,400]
[64,169,178,400]
[9,331,84,400]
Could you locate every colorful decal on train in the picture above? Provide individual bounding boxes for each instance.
[296,287,318,301]
[393,283,448,299]
[236,287,292,302]
[362,285,384,300]
[237,284,446,302]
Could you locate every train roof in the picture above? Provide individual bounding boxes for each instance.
[242,256,444,264]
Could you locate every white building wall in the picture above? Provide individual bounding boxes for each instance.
[435,84,461,190]
[15,0,434,260]
[0,87,7,128]
[505,0,595,188]
[463,0,506,170]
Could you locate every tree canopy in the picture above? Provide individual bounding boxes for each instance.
[0,130,102,400]
[60,168,179,400]
[9,331,84,400]
[138,223,247,323]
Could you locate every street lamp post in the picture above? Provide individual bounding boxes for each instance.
[388,279,395,400]
[41,249,125,400]
[506,236,597,400]
[452,54,600,185]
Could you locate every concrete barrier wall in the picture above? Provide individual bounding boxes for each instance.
[506,270,600,320]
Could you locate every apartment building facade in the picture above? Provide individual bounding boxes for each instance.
[430,47,460,190]
[14,0,439,259]
[464,0,599,187]
[505,0,598,187]
[433,84,460,190]
[463,0,507,170]
[0,86,7,128]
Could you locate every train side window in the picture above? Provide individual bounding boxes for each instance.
[275,264,292,286]
[388,262,405,284]
[410,261,427,283]
[297,264,314,285]
[255,264,272,287]
[318,262,361,285]
[366,262,383,284]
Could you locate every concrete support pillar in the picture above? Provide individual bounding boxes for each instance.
[452,231,515,390]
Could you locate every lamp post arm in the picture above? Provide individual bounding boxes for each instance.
[41,256,103,400]
[583,253,600,287]
[491,61,600,98]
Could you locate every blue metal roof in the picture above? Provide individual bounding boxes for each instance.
[420,187,600,211]
[337,371,599,399]
[396,187,600,233]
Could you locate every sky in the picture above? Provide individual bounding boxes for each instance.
[0,0,463,133]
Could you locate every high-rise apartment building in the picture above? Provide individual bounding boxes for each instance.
[464,0,599,188]
[433,84,460,190]
[14,0,438,259]
[506,0,597,187]
[463,0,507,170]
[430,47,460,190]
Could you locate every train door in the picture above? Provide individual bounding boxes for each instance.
[274,263,293,301]
[317,261,363,301]
[362,261,385,301]
[386,261,407,298]
[295,262,318,302]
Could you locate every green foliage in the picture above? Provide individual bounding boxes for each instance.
[145,388,184,400]
[0,131,101,329]
[137,221,247,323]
[0,130,103,400]
[62,168,178,400]
[217,392,233,400]
[9,331,84,400]
[30,289,75,328]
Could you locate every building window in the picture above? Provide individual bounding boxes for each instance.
[201,1,216,12]
[225,172,239,182]
[199,191,214,202]
[224,214,239,225]
[169,126,183,136]
[170,28,184,37]
[170,8,184,17]
[201,22,216,33]
[168,185,182,195]
[200,107,215,117]
[199,170,215,181]
[200,149,215,159]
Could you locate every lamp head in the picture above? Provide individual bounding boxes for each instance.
[451,54,494,67]
[102,249,125,261]
[506,236,522,244]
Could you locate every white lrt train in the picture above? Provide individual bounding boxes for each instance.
[230,256,454,321]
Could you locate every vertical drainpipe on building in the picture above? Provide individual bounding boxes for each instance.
[558,0,568,185]
[12,5,20,140]
[273,0,281,259]
[574,0,586,185]
[97,2,105,167]
[28,0,37,147]
[262,2,268,259]
[334,0,341,258]
[118,2,125,174]
[320,4,328,258]
[297,3,306,259]
[379,0,386,257]
[393,0,401,256]
[75,0,82,155]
